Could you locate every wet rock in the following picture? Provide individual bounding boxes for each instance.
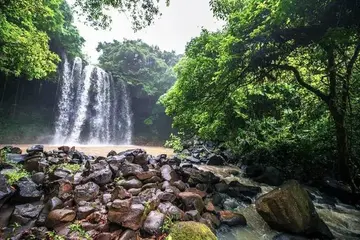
[219,211,247,226]
[185,210,201,221]
[158,189,176,202]
[207,154,225,166]
[23,155,43,172]
[245,165,265,178]
[202,212,220,228]
[180,162,193,168]
[178,192,205,213]
[0,174,13,207]
[132,149,148,165]
[108,199,144,230]
[50,168,73,181]
[256,180,334,239]
[135,170,159,181]
[167,221,216,240]
[84,161,113,186]
[143,176,162,184]
[128,188,141,196]
[31,172,45,185]
[205,201,215,212]
[45,209,76,228]
[6,153,26,164]
[142,210,165,235]
[226,181,261,199]
[107,150,117,157]
[186,156,201,164]
[77,205,96,219]
[13,179,43,203]
[74,182,100,203]
[47,197,63,211]
[181,168,220,185]
[26,145,44,155]
[161,165,180,183]
[58,181,73,200]
[187,188,207,198]
[158,202,184,220]
[223,198,241,210]
[254,166,283,186]
[10,203,43,225]
[119,229,136,240]
[118,178,143,190]
[172,180,186,191]
[112,186,132,200]
[319,177,355,204]
[141,182,159,191]
[58,146,70,153]
[215,181,229,193]
[119,161,143,177]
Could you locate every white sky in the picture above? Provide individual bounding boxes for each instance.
[71,0,224,63]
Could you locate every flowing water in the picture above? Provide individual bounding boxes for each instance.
[53,56,132,145]
[198,165,360,240]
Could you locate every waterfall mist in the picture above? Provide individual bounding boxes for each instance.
[53,56,133,145]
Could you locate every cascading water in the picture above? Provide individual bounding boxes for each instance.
[53,56,133,145]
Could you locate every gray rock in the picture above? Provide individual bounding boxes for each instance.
[161,165,180,183]
[6,154,26,164]
[119,161,143,177]
[47,197,63,211]
[26,145,44,155]
[158,202,184,220]
[0,174,13,207]
[32,172,45,185]
[118,178,143,190]
[13,179,43,203]
[10,203,43,225]
[186,156,200,164]
[207,154,225,166]
[185,210,200,221]
[254,166,283,186]
[108,200,145,230]
[74,182,99,203]
[142,210,165,235]
[77,205,95,219]
[172,180,186,191]
[84,161,113,186]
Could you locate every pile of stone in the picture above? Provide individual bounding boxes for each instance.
[0,145,259,240]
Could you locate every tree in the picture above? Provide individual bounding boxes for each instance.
[211,0,360,186]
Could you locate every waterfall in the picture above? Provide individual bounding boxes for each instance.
[53,56,133,145]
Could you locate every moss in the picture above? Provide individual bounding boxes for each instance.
[49,163,81,173]
[166,221,217,240]
[3,168,30,185]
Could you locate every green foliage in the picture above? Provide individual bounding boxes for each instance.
[49,163,82,173]
[0,0,84,79]
[164,134,183,152]
[98,39,179,96]
[74,0,170,30]
[3,169,30,185]
[161,215,174,233]
[47,231,66,240]
[161,0,360,182]
[69,222,91,240]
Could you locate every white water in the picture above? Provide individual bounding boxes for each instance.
[53,56,133,145]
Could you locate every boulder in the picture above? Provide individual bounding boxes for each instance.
[31,172,45,185]
[77,205,96,220]
[256,180,334,239]
[117,178,143,190]
[219,211,247,226]
[108,199,144,230]
[161,165,180,183]
[107,150,117,157]
[119,161,143,177]
[253,166,283,186]
[0,174,13,207]
[111,186,132,200]
[157,202,184,220]
[26,145,44,155]
[45,209,76,229]
[172,180,186,191]
[135,170,159,181]
[10,203,44,225]
[83,161,113,186]
[207,154,225,166]
[132,149,148,165]
[13,179,43,203]
[202,212,220,228]
[47,197,64,211]
[181,168,220,185]
[74,182,100,203]
[5,153,26,164]
[245,165,265,178]
[58,146,70,153]
[142,210,165,236]
[226,181,261,199]
[319,177,355,204]
[23,155,43,172]
[186,156,201,164]
[167,221,216,240]
[178,192,205,213]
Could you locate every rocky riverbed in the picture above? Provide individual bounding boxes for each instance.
[0,145,359,240]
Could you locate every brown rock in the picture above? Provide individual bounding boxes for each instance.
[45,209,76,228]
[205,201,215,212]
[142,210,165,236]
[187,188,207,198]
[108,199,145,230]
[219,211,247,226]
[178,192,204,213]
[135,170,159,180]
[161,165,180,183]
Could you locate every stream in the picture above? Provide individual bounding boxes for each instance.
[198,165,360,240]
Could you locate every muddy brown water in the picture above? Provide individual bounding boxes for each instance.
[0,144,174,157]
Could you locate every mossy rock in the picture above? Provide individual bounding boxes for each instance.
[166,221,217,240]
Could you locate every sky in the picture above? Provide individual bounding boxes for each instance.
[71,0,224,63]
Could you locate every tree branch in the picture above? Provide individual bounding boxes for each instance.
[270,64,329,103]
